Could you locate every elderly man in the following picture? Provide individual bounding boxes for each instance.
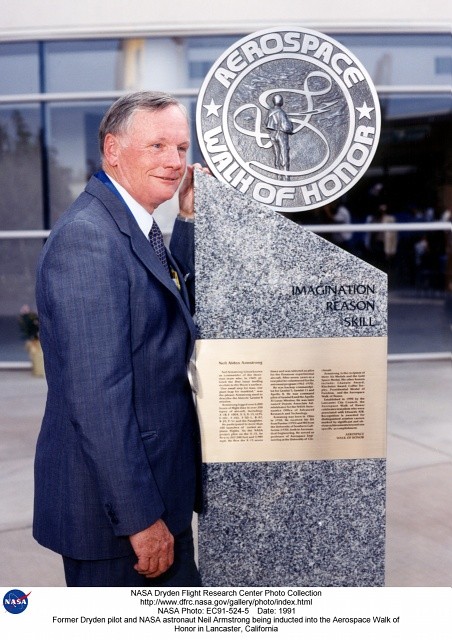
[33,92,203,587]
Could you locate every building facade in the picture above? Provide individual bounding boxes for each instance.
[0,2,451,359]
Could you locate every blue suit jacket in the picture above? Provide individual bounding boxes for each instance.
[33,175,202,560]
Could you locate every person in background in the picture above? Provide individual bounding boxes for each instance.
[324,201,353,250]
[365,203,398,272]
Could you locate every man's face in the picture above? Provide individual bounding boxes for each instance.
[105,105,190,212]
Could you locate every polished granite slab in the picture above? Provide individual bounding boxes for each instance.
[194,171,387,586]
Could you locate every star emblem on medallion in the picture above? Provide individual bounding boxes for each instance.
[203,99,222,117]
[356,102,375,120]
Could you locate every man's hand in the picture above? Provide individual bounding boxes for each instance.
[178,163,210,219]
[129,519,174,578]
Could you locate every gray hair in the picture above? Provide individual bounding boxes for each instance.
[98,91,187,158]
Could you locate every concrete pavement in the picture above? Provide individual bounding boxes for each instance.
[0,360,451,587]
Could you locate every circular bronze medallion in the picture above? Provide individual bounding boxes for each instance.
[197,27,381,212]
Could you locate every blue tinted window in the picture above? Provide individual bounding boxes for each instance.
[0,105,43,230]
[333,33,452,86]
[0,42,39,94]
[46,102,112,224]
[44,40,121,92]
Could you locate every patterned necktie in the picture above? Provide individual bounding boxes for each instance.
[149,220,170,274]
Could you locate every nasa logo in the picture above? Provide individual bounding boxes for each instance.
[197,27,381,212]
[3,589,31,614]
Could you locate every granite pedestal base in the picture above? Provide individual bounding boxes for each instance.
[194,172,387,586]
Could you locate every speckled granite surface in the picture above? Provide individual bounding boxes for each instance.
[194,172,387,586]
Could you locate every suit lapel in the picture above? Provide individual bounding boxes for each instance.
[85,176,197,344]
[166,252,191,309]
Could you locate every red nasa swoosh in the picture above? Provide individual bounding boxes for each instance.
[16,591,31,602]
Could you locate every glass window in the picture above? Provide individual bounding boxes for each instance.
[186,35,245,88]
[46,101,112,224]
[381,93,452,120]
[362,93,451,214]
[0,42,39,94]
[44,40,121,92]
[435,56,452,75]
[287,93,451,224]
[0,105,43,230]
[333,33,452,86]
[0,239,44,361]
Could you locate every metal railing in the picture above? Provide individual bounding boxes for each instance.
[0,83,449,106]
[304,221,451,234]
[1,221,450,241]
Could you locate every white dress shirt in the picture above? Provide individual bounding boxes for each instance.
[109,175,155,239]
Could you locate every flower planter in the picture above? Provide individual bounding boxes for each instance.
[26,339,45,377]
